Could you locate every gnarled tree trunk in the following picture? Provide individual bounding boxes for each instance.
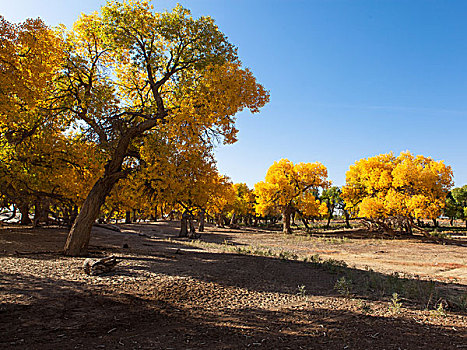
[63,128,143,256]
[64,173,123,256]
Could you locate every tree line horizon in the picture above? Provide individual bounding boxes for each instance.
[1,1,464,257]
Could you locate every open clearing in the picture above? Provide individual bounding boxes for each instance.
[1,222,466,349]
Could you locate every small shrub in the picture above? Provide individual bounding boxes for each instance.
[323,259,348,273]
[430,301,447,318]
[389,293,402,314]
[297,285,307,297]
[334,276,352,297]
[279,250,298,260]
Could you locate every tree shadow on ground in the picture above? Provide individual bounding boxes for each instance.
[2,225,466,312]
[0,271,464,350]
[86,235,467,315]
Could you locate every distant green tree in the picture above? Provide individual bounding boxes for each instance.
[321,186,341,228]
[450,185,467,227]
[444,192,460,226]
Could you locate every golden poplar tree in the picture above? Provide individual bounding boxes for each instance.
[255,159,330,234]
[342,151,453,234]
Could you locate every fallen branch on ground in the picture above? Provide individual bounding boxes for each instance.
[83,256,119,275]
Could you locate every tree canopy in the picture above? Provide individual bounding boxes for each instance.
[255,159,330,234]
[342,151,453,234]
[0,1,269,255]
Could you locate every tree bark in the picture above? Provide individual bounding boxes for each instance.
[344,210,351,229]
[64,174,123,256]
[230,213,237,226]
[216,213,224,228]
[301,217,310,230]
[179,211,189,237]
[282,208,292,234]
[33,200,48,227]
[198,209,205,232]
[125,211,131,224]
[326,213,332,228]
[189,217,196,237]
[19,204,31,225]
[63,128,140,256]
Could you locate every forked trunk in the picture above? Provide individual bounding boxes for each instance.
[64,175,121,256]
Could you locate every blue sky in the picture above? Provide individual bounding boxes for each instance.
[2,0,467,188]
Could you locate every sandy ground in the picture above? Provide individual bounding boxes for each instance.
[0,222,466,349]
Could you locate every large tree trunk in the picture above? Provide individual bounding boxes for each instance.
[301,217,310,230]
[216,213,224,228]
[344,210,351,229]
[63,129,139,256]
[282,208,292,234]
[153,206,158,221]
[189,218,196,237]
[64,174,122,256]
[230,213,237,227]
[179,211,189,237]
[125,211,131,224]
[326,212,332,228]
[19,204,31,225]
[33,199,49,227]
[198,209,205,232]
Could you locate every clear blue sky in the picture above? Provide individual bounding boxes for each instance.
[2,0,467,188]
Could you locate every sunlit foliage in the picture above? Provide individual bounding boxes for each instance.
[342,151,453,234]
[255,159,330,234]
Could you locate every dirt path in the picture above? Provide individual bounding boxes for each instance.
[0,223,466,349]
